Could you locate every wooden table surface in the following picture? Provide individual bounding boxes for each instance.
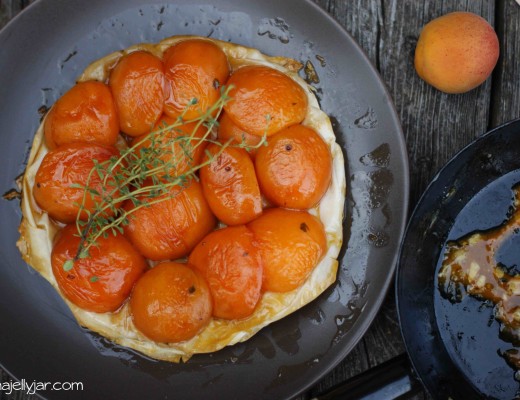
[1,0,519,399]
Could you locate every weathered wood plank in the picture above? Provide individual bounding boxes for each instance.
[369,0,494,367]
[381,0,496,206]
[314,0,381,66]
[307,1,495,399]
[360,1,494,399]
[307,1,384,396]
[0,0,34,30]
[491,0,520,127]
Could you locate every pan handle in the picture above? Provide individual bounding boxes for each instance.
[312,353,424,400]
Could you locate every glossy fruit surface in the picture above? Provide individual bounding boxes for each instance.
[132,115,208,179]
[44,81,119,149]
[224,65,308,136]
[255,124,332,209]
[109,51,165,136]
[124,180,216,260]
[189,225,262,319]
[33,143,120,224]
[248,208,327,292]
[130,262,212,343]
[164,39,229,120]
[51,224,146,313]
[200,144,262,225]
[217,112,262,159]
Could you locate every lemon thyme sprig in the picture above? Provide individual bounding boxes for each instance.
[62,85,268,272]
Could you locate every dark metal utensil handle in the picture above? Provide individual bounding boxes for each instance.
[313,353,424,400]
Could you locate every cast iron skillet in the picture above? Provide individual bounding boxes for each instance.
[0,1,408,399]
[315,119,520,400]
[397,119,520,399]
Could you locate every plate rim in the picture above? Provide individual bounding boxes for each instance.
[0,1,410,398]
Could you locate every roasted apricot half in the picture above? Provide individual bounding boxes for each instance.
[224,65,308,136]
[44,81,119,150]
[33,143,120,224]
[51,224,147,313]
[132,115,208,180]
[130,262,212,343]
[124,180,216,261]
[163,39,230,120]
[200,144,262,225]
[217,112,262,159]
[109,50,165,137]
[189,225,262,319]
[255,124,332,209]
[248,208,327,292]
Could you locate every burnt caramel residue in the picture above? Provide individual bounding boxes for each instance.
[303,60,319,84]
[2,188,21,201]
[438,185,520,368]
[315,54,326,67]
[60,50,78,69]
[38,105,49,118]
[501,348,520,370]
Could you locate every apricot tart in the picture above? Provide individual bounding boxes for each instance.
[17,36,346,362]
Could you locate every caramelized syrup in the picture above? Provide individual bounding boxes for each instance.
[439,183,520,371]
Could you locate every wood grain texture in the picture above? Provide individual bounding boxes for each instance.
[381,0,496,206]
[306,1,497,399]
[491,0,520,127]
[307,0,412,398]
[1,0,518,399]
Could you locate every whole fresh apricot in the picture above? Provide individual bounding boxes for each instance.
[414,11,499,94]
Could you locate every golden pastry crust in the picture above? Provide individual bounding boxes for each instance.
[17,36,346,362]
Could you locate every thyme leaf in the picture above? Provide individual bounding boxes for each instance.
[64,85,267,270]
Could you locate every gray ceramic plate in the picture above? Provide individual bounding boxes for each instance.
[0,1,408,399]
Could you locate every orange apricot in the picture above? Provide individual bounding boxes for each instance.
[248,208,327,292]
[124,180,216,261]
[44,81,119,149]
[255,124,332,209]
[415,12,499,94]
[109,51,165,136]
[163,39,230,120]
[130,262,212,343]
[217,112,262,159]
[132,115,208,180]
[33,143,120,224]
[200,144,262,225]
[188,226,262,319]
[224,65,308,136]
[51,224,147,313]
